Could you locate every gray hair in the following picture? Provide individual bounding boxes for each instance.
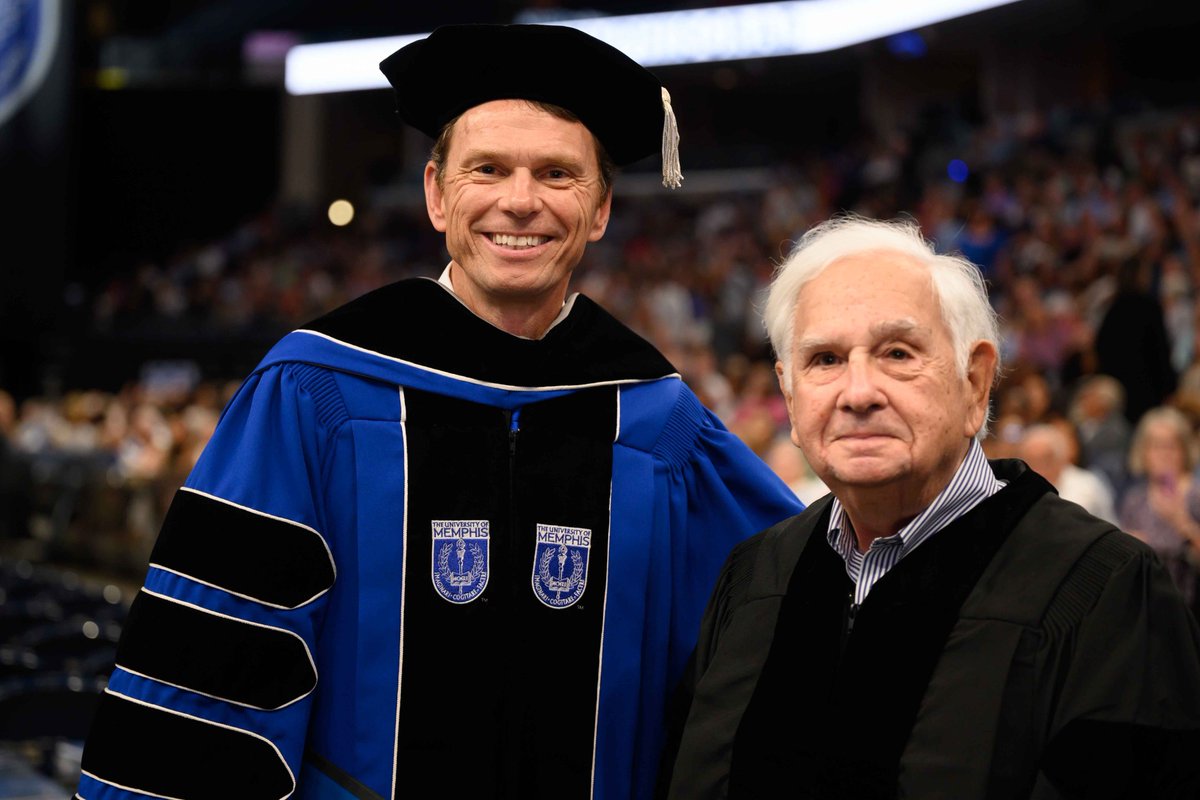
[1128,405,1199,475]
[763,214,1001,434]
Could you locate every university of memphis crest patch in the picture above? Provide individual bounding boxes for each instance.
[531,523,591,609]
[431,520,489,604]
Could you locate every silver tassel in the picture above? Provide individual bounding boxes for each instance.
[661,87,683,189]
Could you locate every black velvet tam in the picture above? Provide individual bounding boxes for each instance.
[378,23,666,166]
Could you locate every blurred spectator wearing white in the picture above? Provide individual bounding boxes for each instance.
[1017,423,1117,523]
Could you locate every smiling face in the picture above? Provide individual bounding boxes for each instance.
[424,99,612,336]
[777,251,995,519]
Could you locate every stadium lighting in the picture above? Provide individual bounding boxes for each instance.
[285,0,1027,96]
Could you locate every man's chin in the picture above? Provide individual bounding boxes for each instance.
[822,457,907,489]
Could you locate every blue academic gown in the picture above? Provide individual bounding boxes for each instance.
[76,278,803,800]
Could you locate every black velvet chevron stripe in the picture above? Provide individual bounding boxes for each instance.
[303,278,676,386]
[150,489,334,608]
[80,692,294,800]
[305,750,386,800]
[117,591,316,710]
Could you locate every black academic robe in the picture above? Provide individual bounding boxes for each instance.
[663,459,1200,799]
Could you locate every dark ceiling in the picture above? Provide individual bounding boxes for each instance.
[99,0,689,38]
[84,1,725,79]
[81,0,1200,88]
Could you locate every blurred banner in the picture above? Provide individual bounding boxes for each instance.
[0,0,72,399]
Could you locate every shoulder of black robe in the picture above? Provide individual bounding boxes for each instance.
[1031,518,1200,797]
[905,460,1200,799]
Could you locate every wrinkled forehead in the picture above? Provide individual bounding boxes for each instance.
[796,252,938,314]
[822,248,932,283]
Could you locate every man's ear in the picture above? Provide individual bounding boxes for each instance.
[588,189,613,242]
[776,360,802,448]
[424,161,447,233]
[964,340,998,437]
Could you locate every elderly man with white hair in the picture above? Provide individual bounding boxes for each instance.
[661,215,1200,799]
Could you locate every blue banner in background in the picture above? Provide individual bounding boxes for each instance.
[0,0,59,129]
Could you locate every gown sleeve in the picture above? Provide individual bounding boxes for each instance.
[76,362,349,800]
[1035,532,1200,799]
[657,386,804,686]
[617,381,804,800]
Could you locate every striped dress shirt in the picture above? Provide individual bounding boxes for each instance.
[827,438,1004,606]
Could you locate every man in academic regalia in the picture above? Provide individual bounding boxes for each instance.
[662,214,1200,799]
[75,24,803,800]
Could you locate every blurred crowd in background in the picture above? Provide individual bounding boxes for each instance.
[6,96,1200,615]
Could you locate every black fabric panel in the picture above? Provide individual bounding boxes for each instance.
[395,386,616,799]
[729,517,871,798]
[150,489,334,609]
[987,624,1044,800]
[731,465,1053,797]
[660,504,831,800]
[80,692,293,800]
[116,591,315,710]
[303,278,675,386]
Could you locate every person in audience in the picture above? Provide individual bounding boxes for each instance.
[0,389,30,541]
[1068,373,1133,498]
[1119,405,1200,612]
[1095,257,1178,424]
[1017,422,1118,523]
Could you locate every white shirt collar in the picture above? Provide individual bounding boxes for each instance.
[437,264,578,340]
